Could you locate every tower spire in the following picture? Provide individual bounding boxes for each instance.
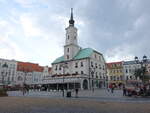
[69,8,75,26]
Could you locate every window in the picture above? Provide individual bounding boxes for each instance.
[81,62,83,67]
[67,48,69,52]
[59,66,61,70]
[81,71,84,74]
[129,69,131,73]
[55,65,57,70]
[113,70,115,74]
[75,71,78,74]
[120,76,123,81]
[120,70,122,73]
[96,72,97,76]
[91,62,93,67]
[126,69,128,73]
[99,72,101,76]
[95,54,97,59]
[103,65,105,70]
[95,63,97,68]
[114,76,116,81]
[75,62,78,68]
[99,64,101,69]
[67,55,69,59]
[110,76,113,80]
[99,56,101,61]
[68,35,69,39]
[117,77,119,81]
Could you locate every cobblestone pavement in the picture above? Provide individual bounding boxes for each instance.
[0,96,150,113]
[7,89,150,102]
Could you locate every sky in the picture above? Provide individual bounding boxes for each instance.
[0,0,150,66]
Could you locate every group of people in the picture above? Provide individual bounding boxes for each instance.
[21,84,30,95]
[108,84,115,93]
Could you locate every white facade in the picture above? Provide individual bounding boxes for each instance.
[15,66,51,85]
[123,61,141,81]
[0,58,17,85]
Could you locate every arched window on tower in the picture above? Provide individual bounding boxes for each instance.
[68,35,69,39]
[67,55,69,59]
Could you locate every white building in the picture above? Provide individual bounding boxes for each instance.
[15,62,51,86]
[123,61,141,82]
[50,9,106,90]
[0,58,17,85]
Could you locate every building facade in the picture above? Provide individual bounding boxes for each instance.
[106,61,124,86]
[16,61,51,86]
[123,61,141,84]
[0,58,17,86]
[50,9,106,90]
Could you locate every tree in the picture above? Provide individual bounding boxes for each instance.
[134,67,146,82]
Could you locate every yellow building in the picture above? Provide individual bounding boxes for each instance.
[106,61,124,87]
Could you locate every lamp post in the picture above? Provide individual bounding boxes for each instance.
[90,67,95,92]
[60,62,68,97]
[22,68,28,95]
[134,55,148,84]
[1,71,4,89]
[1,63,8,89]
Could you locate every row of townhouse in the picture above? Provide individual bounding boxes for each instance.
[0,58,51,86]
[106,58,150,86]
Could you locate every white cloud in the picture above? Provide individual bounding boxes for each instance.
[105,44,135,62]
[20,14,43,37]
[0,19,26,60]
[15,0,36,8]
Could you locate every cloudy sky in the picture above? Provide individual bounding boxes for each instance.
[0,0,150,66]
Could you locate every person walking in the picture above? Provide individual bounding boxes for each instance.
[75,88,79,98]
[111,86,114,93]
[123,85,126,96]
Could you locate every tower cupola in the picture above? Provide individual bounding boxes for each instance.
[69,8,74,26]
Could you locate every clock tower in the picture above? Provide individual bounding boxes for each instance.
[64,8,80,60]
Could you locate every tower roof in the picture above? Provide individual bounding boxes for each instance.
[69,8,75,26]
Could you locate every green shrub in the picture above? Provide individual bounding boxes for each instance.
[0,88,8,97]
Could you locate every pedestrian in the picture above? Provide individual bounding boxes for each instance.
[111,87,114,93]
[75,88,79,98]
[108,84,112,93]
[111,84,115,93]
[123,85,126,96]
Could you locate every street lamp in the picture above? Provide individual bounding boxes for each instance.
[1,63,8,89]
[1,72,4,89]
[60,62,68,97]
[22,68,28,90]
[90,67,95,92]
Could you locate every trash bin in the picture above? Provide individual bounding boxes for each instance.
[66,91,71,97]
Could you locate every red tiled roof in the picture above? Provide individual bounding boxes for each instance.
[17,61,44,72]
[106,61,123,69]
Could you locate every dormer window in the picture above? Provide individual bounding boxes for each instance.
[75,62,78,68]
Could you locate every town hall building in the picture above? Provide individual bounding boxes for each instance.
[50,9,106,90]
